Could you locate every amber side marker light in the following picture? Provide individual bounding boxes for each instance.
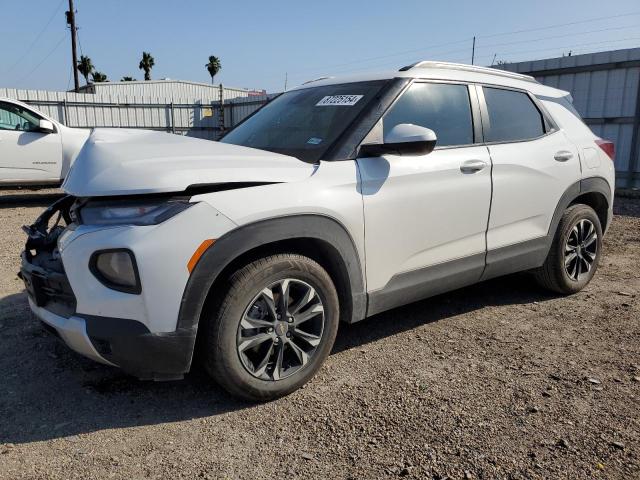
[187,239,216,272]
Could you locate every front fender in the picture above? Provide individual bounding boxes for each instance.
[176,214,367,334]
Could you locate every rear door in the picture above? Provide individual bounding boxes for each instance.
[479,86,581,259]
[357,81,492,314]
[0,101,62,183]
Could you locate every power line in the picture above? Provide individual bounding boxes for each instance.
[67,63,73,90]
[476,23,640,51]
[288,42,481,81]
[465,36,640,64]
[493,36,640,59]
[290,37,472,75]
[73,0,84,57]
[478,11,640,39]
[76,28,84,57]
[16,32,69,84]
[4,0,66,75]
[293,34,640,83]
[283,11,640,83]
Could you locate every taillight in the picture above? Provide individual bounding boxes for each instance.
[595,139,615,161]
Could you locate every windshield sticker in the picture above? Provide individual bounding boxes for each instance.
[316,95,364,107]
[306,137,323,145]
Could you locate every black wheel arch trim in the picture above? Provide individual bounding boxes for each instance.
[176,214,367,338]
[549,176,612,239]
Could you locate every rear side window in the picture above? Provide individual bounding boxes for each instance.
[483,87,545,142]
[383,82,474,147]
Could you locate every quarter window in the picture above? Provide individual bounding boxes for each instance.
[483,87,545,142]
[383,83,474,147]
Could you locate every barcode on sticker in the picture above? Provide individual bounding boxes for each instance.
[316,95,363,107]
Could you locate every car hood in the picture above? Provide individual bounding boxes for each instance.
[62,129,316,197]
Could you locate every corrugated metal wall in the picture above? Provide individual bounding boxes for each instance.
[0,88,270,140]
[81,80,252,102]
[496,47,640,188]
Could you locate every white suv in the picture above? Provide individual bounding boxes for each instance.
[21,62,615,400]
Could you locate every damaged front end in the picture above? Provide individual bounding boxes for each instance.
[19,195,199,380]
[20,195,77,319]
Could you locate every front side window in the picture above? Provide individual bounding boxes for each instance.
[382,82,474,147]
[483,87,545,142]
[221,81,387,163]
[0,102,41,132]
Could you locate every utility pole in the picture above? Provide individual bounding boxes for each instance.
[471,36,476,65]
[284,72,288,92]
[66,0,80,92]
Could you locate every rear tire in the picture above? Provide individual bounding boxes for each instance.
[534,204,602,294]
[201,254,339,401]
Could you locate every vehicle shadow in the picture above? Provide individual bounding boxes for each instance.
[333,272,556,354]
[0,273,556,446]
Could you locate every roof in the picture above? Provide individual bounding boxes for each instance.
[292,61,568,98]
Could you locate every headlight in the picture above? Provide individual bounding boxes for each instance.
[90,249,141,294]
[80,199,193,226]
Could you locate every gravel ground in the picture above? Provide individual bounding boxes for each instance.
[0,192,638,480]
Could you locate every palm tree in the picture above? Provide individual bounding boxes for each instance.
[91,71,108,83]
[139,52,155,81]
[77,55,94,85]
[205,55,221,84]
[121,76,136,81]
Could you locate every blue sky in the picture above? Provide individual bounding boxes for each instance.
[2,0,640,93]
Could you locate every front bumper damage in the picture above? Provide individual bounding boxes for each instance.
[19,195,197,380]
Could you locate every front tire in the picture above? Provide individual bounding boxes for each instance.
[202,254,339,401]
[534,204,603,294]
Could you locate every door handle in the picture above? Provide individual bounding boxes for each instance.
[460,160,487,174]
[554,151,573,162]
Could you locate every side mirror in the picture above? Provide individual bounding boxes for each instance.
[359,123,437,157]
[38,119,55,133]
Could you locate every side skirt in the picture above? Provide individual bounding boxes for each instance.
[366,253,485,317]
[481,236,549,281]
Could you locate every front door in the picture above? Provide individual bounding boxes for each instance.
[357,81,492,315]
[0,101,62,183]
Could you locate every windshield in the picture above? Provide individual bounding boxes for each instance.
[221,80,387,163]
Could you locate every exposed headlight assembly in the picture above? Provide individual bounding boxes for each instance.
[79,199,193,226]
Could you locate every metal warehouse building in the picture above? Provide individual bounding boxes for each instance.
[495,47,640,188]
[76,79,266,102]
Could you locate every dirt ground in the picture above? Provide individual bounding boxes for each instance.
[0,191,638,480]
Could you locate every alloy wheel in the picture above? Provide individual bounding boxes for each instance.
[237,279,325,381]
[564,218,598,281]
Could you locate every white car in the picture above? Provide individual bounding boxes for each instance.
[20,62,615,401]
[0,98,90,186]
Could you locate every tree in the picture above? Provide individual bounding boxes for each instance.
[205,55,222,84]
[91,71,108,83]
[121,76,136,81]
[77,55,94,85]
[139,52,155,81]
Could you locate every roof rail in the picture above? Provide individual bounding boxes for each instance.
[399,61,537,83]
[302,76,333,85]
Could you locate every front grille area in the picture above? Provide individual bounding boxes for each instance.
[21,195,78,319]
[21,250,77,318]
